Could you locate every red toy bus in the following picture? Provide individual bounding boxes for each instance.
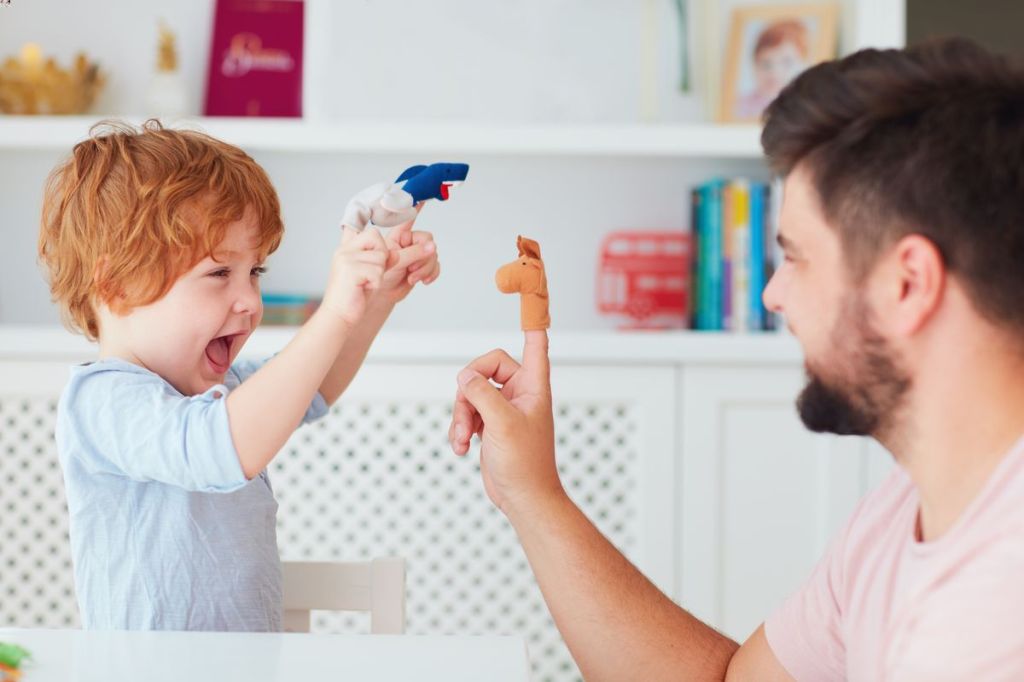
[596,231,691,328]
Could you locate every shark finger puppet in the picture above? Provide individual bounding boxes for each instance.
[496,235,551,331]
[341,162,470,232]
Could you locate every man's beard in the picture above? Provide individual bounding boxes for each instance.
[797,295,910,438]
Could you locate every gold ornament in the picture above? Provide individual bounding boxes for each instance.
[0,43,106,114]
[156,21,178,73]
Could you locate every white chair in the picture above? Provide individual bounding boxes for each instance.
[282,558,406,634]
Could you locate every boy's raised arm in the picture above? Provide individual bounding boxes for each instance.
[226,226,386,479]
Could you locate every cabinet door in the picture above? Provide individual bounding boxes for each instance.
[271,361,677,682]
[678,364,882,641]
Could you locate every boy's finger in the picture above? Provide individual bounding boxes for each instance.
[388,203,424,245]
[350,226,386,252]
[410,230,435,245]
[423,260,441,284]
[389,241,436,271]
[340,225,359,245]
[409,257,440,285]
[354,250,388,266]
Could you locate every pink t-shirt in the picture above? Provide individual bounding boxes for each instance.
[765,436,1024,681]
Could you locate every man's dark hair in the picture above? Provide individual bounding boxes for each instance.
[762,37,1024,331]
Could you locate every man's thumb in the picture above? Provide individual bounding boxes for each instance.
[457,368,514,422]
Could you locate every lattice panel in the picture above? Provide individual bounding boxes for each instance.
[0,395,79,628]
[273,399,639,682]
[0,390,642,682]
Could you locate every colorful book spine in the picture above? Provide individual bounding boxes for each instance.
[730,179,751,332]
[765,176,785,330]
[698,180,724,330]
[722,182,733,331]
[690,188,702,329]
[688,177,775,331]
[748,182,766,330]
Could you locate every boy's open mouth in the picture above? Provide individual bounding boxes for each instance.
[204,332,244,374]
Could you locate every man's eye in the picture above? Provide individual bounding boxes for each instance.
[251,266,267,278]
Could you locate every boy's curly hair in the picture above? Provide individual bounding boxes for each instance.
[38,119,284,340]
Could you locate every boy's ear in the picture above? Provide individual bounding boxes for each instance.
[92,256,124,307]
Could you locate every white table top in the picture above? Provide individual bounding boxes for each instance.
[0,628,531,682]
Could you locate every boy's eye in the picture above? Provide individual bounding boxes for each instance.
[251,266,267,278]
[209,268,230,278]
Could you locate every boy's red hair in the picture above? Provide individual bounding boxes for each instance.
[39,119,284,340]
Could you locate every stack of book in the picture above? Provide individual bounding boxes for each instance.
[690,178,778,331]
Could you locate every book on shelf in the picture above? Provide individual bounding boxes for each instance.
[204,0,304,117]
[690,177,777,331]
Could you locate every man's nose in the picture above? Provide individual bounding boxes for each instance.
[762,271,783,314]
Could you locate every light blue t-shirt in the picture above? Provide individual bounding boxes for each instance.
[55,356,328,631]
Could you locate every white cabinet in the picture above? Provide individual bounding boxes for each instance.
[0,326,899,681]
[677,364,891,641]
[1,328,890,677]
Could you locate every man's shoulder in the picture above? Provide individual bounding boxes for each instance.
[844,465,917,538]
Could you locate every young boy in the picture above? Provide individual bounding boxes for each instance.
[37,120,440,631]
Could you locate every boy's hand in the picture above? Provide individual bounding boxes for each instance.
[449,331,564,516]
[374,211,441,305]
[320,226,389,327]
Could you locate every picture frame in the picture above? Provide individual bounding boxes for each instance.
[719,2,839,123]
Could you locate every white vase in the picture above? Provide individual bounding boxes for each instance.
[145,71,189,119]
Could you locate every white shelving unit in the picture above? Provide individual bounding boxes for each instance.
[0,324,802,364]
[0,0,905,332]
[0,116,763,158]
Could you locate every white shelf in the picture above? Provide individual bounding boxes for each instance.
[0,115,765,158]
[0,324,801,365]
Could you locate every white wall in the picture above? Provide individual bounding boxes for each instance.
[0,0,771,330]
[0,0,708,122]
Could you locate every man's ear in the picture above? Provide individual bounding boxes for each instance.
[881,234,945,336]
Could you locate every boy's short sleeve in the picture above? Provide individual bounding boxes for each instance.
[228,357,330,424]
[61,363,248,492]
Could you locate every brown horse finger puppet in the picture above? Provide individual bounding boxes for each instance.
[495,235,550,330]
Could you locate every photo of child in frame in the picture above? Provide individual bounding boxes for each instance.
[721,3,839,123]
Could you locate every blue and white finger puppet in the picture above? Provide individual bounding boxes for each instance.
[341,162,470,232]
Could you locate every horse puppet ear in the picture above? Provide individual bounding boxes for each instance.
[517,235,542,260]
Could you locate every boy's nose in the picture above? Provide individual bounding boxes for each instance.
[233,285,261,315]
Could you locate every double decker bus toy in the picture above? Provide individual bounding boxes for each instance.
[596,231,690,328]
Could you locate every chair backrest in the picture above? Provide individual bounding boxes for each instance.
[282,558,406,634]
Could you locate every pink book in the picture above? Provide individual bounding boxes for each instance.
[204,0,304,117]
